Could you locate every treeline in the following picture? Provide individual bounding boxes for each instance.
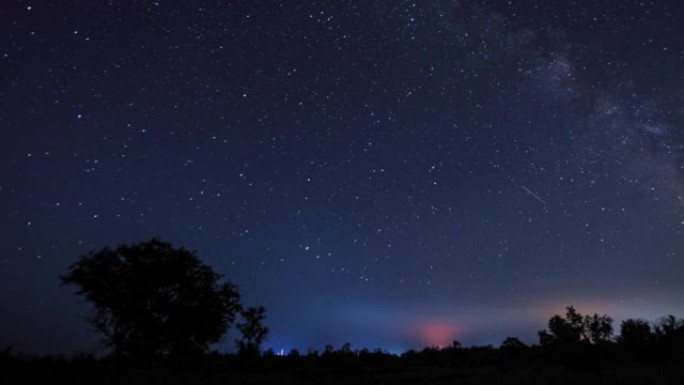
[253,306,684,367]
[2,306,683,384]
[4,239,683,383]
[532,306,684,364]
[51,239,684,365]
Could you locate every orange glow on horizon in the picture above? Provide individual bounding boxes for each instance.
[419,322,458,348]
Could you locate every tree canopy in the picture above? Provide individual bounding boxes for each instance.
[61,238,242,359]
[538,306,613,347]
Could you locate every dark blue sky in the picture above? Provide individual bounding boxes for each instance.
[2,0,683,355]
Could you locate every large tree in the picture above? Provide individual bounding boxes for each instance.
[61,238,242,359]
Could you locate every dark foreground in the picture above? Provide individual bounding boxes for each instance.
[3,347,684,385]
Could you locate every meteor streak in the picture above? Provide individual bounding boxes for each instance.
[521,185,546,206]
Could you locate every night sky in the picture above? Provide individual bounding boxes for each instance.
[2,0,684,355]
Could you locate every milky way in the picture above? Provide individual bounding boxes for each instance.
[2,1,683,354]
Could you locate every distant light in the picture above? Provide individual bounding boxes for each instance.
[418,322,458,349]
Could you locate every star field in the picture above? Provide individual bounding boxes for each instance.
[1,1,684,354]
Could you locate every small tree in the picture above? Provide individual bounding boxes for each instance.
[61,239,241,359]
[235,306,268,356]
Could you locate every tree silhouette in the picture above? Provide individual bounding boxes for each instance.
[583,313,613,344]
[539,306,584,346]
[539,306,613,347]
[340,342,352,355]
[235,306,268,356]
[653,315,684,358]
[325,344,335,354]
[61,239,241,359]
[618,319,652,349]
[653,315,683,339]
[500,337,527,350]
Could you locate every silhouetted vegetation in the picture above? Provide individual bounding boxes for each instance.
[6,246,684,385]
[235,306,269,357]
[61,239,244,360]
[538,306,613,347]
[57,238,270,382]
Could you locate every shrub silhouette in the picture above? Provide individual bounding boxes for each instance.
[500,337,527,350]
[61,238,242,359]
